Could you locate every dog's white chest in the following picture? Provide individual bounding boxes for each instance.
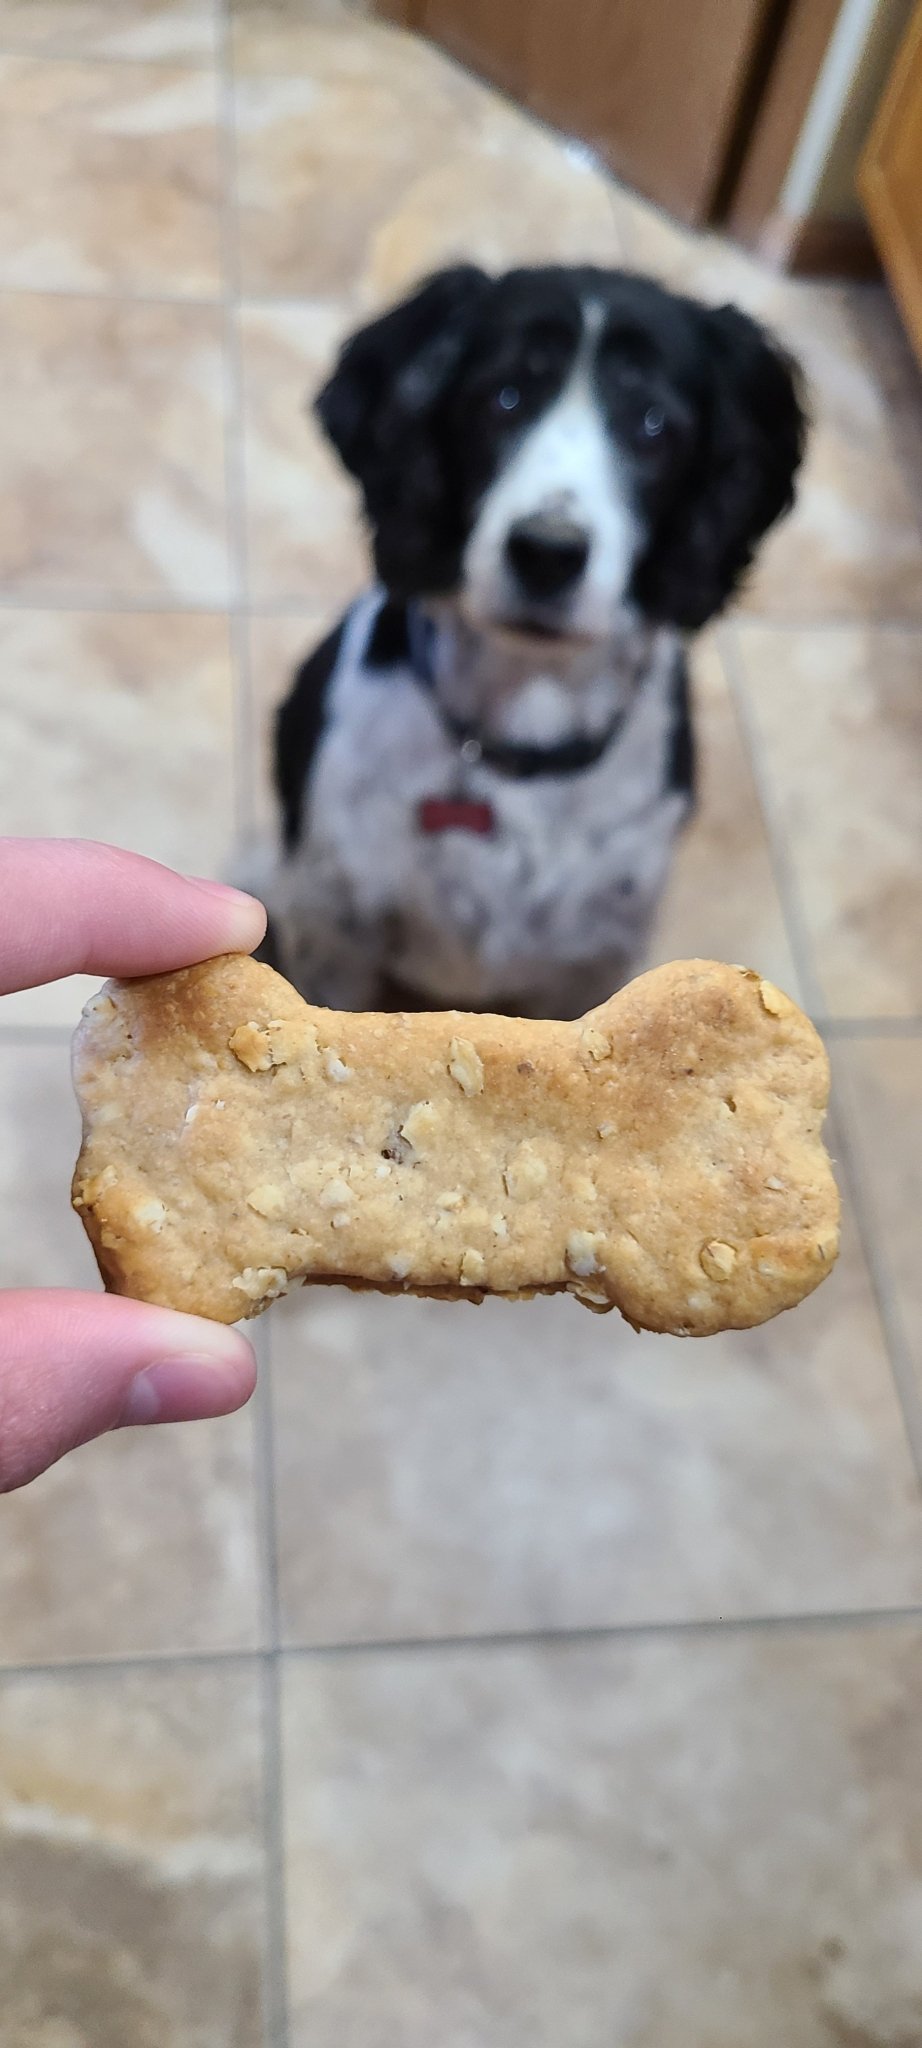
[308,653,687,1004]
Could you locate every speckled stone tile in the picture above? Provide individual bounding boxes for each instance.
[0,293,230,605]
[613,181,780,304]
[268,1183,922,1646]
[611,208,922,624]
[834,1037,922,1402]
[231,20,481,300]
[733,623,922,1018]
[281,1624,922,2046]
[0,607,236,1026]
[365,89,626,303]
[6,8,922,2041]
[242,608,335,835]
[0,56,223,296]
[0,0,217,58]
[740,287,922,624]
[0,1662,266,2045]
[231,14,623,299]
[0,1042,262,1663]
[238,300,366,609]
[648,634,800,999]
[231,0,371,73]
[849,284,922,544]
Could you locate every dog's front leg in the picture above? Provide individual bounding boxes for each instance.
[517,951,640,1022]
[255,852,386,1014]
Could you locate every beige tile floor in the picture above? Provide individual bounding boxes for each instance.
[0,0,921,2040]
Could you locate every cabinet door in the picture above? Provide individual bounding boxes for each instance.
[860,0,922,367]
[418,0,781,226]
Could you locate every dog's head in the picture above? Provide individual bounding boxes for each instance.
[316,264,806,636]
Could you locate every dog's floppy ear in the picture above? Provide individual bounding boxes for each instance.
[636,303,807,629]
[314,265,491,595]
[315,265,490,481]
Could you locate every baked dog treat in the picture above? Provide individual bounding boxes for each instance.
[72,954,838,1336]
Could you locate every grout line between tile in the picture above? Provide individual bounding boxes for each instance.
[0,42,221,66]
[252,1325,282,1656]
[735,615,922,634]
[846,291,922,552]
[0,590,322,617]
[0,282,224,311]
[0,282,354,315]
[5,587,922,632]
[721,620,922,1490]
[0,588,236,616]
[241,1327,276,1662]
[259,1643,291,2048]
[0,1647,262,1682]
[718,623,825,1014]
[244,1052,289,2048]
[214,0,258,841]
[216,10,290,2036]
[274,1605,922,1657]
[842,1154,922,1481]
[827,1053,922,1485]
[247,1334,287,2048]
[4,1601,922,1685]
[229,612,259,836]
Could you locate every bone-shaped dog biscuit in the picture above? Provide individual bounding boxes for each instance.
[71,954,838,1336]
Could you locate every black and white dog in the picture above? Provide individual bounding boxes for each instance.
[259,264,804,1018]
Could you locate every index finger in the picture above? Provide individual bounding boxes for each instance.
[0,839,266,996]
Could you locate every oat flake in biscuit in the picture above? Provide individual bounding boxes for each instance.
[71,955,839,1337]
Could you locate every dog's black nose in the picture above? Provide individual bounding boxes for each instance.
[505,514,590,601]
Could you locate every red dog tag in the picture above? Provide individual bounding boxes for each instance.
[417,796,495,836]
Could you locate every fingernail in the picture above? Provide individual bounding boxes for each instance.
[185,874,253,903]
[119,1348,256,1428]
[184,876,267,949]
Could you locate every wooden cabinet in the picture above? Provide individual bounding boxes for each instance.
[860,0,922,368]
[394,0,790,228]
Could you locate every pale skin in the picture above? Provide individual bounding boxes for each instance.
[0,838,268,1491]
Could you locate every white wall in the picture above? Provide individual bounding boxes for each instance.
[781,0,912,222]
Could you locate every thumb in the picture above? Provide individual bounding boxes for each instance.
[0,1291,256,1492]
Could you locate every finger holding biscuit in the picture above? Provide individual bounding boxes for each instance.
[0,838,266,1492]
[0,1291,256,1492]
[0,836,266,993]
[0,833,840,1494]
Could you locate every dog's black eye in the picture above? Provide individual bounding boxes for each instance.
[625,398,676,458]
[495,384,521,415]
[524,344,554,379]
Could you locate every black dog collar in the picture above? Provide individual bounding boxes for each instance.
[404,602,627,781]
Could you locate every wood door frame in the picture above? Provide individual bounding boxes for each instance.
[721,0,845,239]
[859,0,922,360]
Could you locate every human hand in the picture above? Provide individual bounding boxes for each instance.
[0,837,267,1491]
